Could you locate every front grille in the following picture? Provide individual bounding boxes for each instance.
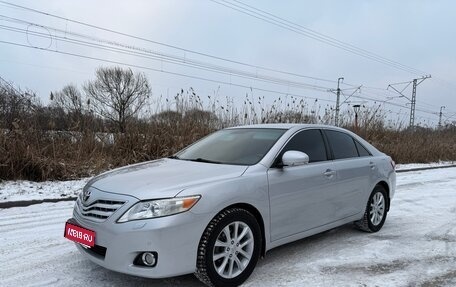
[76,195,125,222]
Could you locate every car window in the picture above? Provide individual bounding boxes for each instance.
[325,130,359,159]
[278,129,328,163]
[355,140,371,157]
[176,128,287,165]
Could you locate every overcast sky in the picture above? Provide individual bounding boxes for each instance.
[1,0,455,126]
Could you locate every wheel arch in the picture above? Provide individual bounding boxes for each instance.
[222,203,266,257]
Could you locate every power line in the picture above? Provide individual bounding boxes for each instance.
[0,0,338,84]
[0,39,337,104]
[0,27,439,118]
[358,86,438,115]
[338,97,438,124]
[344,82,456,115]
[388,76,432,127]
[0,20,332,93]
[342,88,439,117]
[210,0,428,76]
[228,0,428,76]
[1,40,440,125]
[1,16,406,110]
[444,113,456,122]
[0,1,450,126]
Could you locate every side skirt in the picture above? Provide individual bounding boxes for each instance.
[266,213,362,251]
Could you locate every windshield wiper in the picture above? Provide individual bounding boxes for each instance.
[187,158,222,164]
[167,155,181,160]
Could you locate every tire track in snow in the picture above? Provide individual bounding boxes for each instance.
[1,169,455,286]
[0,201,201,287]
[0,202,75,267]
[0,204,73,221]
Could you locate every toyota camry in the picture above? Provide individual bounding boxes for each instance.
[64,124,396,287]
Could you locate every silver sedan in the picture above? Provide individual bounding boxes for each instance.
[65,124,396,287]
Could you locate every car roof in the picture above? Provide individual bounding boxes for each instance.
[226,123,342,131]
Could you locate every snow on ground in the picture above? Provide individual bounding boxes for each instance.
[395,161,455,171]
[0,168,455,287]
[0,178,90,202]
[0,161,454,203]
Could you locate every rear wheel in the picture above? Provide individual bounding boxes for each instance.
[355,185,388,232]
[195,208,261,287]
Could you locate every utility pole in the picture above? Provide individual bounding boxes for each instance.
[353,104,361,132]
[388,75,431,128]
[334,77,344,126]
[409,79,418,127]
[328,78,360,127]
[438,106,445,128]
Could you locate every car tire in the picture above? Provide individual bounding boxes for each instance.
[355,185,388,232]
[195,208,262,287]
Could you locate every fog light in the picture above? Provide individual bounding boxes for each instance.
[141,252,156,267]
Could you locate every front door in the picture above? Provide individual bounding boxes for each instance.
[268,129,339,241]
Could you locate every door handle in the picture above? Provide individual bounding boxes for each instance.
[369,162,376,170]
[323,169,336,177]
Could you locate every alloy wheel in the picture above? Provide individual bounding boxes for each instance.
[370,192,385,226]
[212,221,254,279]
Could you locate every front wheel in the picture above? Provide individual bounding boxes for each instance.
[195,208,262,287]
[355,185,388,232]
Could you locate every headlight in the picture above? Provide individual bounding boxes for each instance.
[117,195,201,223]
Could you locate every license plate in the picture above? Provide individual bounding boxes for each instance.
[64,221,96,247]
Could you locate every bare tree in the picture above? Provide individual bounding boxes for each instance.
[0,80,37,130]
[52,84,84,114]
[84,67,151,133]
[51,84,85,130]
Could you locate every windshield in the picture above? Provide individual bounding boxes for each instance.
[175,128,287,165]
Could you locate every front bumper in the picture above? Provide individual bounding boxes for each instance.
[70,208,209,278]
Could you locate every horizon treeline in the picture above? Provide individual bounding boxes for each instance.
[1,66,455,181]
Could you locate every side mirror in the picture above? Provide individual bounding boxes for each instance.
[281,150,309,167]
[282,150,309,166]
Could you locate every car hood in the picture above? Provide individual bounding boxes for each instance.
[88,158,248,200]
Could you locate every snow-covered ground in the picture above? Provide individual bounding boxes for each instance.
[0,178,90,202]
[1,161,454,203]
[395,161,455,171]
[0,168,455,287]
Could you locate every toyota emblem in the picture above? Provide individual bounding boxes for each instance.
[83,188,92,202]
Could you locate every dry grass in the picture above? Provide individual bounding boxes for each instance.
[365,128,456,164]
[1,89,455,181]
